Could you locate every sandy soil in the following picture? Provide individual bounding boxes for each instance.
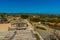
[0,23,11,32]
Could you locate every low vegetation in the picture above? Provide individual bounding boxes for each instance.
[30,18,40,22]
[35,34,40,40]
[21,15,29,19]
[49,26,60,30]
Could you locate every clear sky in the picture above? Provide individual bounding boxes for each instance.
[0,0,60,14]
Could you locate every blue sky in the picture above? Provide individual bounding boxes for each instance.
[0,0,60,14]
